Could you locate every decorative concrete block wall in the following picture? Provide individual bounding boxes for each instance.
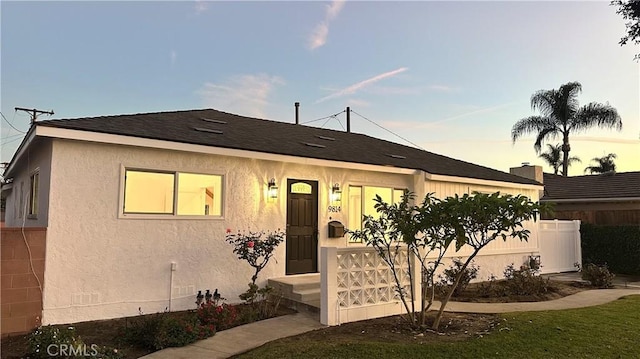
[1,227,46,336]
[321,246,420,326]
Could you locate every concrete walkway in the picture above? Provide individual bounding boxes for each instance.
[141,287,640,359]
[140,312,324,359]
[442,288,640,313]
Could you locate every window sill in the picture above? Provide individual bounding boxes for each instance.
[119,213,225,220]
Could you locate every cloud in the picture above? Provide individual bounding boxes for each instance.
[428,102,515,125]
[170,50,177,65]
[308,0,346,50]
[427,85,458,93]
[197,74,285,118]
[346,99,371,107]
[316,67,408,103]
[571,136,640,144]
[194,0,208,15]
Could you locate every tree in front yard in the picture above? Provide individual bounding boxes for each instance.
[350,191,543,331]
[431,192,543,329]
[348,191,456,328]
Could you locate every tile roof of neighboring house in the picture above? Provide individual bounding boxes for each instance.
[34,108,540,185]
[542,172,640,201]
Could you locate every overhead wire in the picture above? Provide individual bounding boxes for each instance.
[300,110,346,125]
[1,111,26,134]
[350,109,425,150]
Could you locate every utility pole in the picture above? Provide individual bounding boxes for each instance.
[15,107,54,124]
[346,107,351,133]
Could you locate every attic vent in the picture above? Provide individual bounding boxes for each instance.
[303,142,326,148]
[193,127,223,134]
[387,154,406,159]
[315,135,335,141]
[202,118,227,124]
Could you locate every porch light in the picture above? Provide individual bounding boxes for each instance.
[267,178,278,200]
[331,183,342,203]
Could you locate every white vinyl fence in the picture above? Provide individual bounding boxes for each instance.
[319,220,581,326]
[538,220,582,274]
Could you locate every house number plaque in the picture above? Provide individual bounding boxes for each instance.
[328,205,341,213]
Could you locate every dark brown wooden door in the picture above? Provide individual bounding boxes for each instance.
[286,179,318,275]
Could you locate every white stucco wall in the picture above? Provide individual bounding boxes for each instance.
[4,139,52,228]
[42,139,413,324]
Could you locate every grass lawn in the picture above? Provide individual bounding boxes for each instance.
[236,295,640,359]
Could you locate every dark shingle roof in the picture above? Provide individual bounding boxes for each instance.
[542,172,640,201]
[36,108,540,186]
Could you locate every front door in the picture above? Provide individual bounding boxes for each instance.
[286,179,318,275]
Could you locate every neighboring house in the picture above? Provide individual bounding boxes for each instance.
[540,172,640,225]
[2,108,544,327]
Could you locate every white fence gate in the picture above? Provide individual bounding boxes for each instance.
[538,220,582,274]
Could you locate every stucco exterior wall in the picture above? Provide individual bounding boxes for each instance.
[4,140,52,228]
[42,139,413,324]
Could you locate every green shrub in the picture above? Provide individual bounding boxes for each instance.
[122,311,215,351]
[581,224,640,275]
[503,263,550,296]
[581,263,615,288]
[437,258,479,296]
[28,325,83,359]
[238,283,283,321]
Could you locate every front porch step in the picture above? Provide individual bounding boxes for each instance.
[269,274,320,311]
[290,288,320,303]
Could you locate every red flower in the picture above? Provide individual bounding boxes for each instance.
[247,241,254,248]
[226,228,232,233]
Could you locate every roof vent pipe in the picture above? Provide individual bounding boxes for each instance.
[346,106,351,133]
[295,102,300,124]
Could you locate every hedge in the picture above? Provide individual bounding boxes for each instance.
[581,223,640,276]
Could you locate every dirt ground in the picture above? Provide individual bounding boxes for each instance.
[0,280,589,358]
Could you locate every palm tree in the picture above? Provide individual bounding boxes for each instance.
[584,153,617,174]
[538,144,581,175]
[511,82,622,176]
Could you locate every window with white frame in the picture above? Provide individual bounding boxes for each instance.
[123,169,223,216]
[348,185,405,243]
[28,172,39,217]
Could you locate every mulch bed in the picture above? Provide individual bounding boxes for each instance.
[0,305,296,359]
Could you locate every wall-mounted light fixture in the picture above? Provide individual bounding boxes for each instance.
[330,183,342,203]
[267,178,278,201]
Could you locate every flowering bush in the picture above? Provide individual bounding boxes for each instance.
[197,302,238,331]
[225,229,285,285]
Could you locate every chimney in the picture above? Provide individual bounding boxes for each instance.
[509,163,544,184]
[294,102,300,124]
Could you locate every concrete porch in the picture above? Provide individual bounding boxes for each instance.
[268,273,320,316]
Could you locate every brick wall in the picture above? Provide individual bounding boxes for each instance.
[1,227,46,336]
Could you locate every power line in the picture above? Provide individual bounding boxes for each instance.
[1,136,25,147]
[350,110,425,150]
[300,110,346,125]
[0,111,26,134]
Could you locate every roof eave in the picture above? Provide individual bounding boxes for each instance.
[3,125,37,178]
[540,197,640,203]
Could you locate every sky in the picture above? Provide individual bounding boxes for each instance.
[1,1,639,176]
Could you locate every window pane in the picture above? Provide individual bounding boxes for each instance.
[363,186,392,218]
[177,173,222,216]
[124,171,175,214]
[348,186,362,242]
[393,189,405,204]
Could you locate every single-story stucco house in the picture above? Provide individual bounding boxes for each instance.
[2,108,548,328]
